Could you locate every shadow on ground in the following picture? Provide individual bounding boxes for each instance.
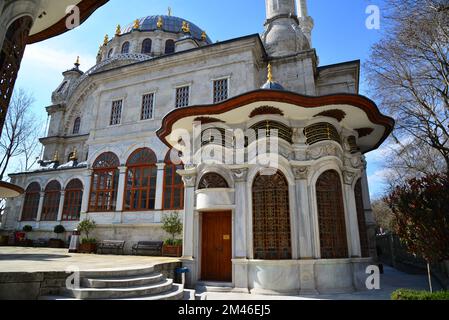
[0,254,71,261]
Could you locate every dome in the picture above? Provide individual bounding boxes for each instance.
[261,81,285,90]
[122,15,212,44]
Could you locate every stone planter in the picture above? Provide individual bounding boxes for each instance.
[48,239,65,248]
[79,243,97,254]
[162,245,182,257]
[0,235,8,246]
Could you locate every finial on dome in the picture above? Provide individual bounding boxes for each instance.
[133,19,140,30]
[182,21,190,33]
[267,63,273,82]
[201,31,207,41]
[168,7,172,16]
[69,148,78,161]
[115,24,121,36]
[157,16,163,29]
[74,56,80,69]
[103,34,109,46]
[53,151,60,162]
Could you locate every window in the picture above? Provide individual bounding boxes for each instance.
[108,48,113,58]
[213,79,228,103]
[141,93,154,120]
[198,173,228,189]
[110,100,122,125]
[163,151,184,210]
[73,117,81,134]
[125,148,158,211]
[355,179,370,257]
[41,181,62,221]
[175,86,189,108]
[165,39,175,54]
[57,81,67,93]
[252,171,292,260]
[89,152,120,212]
[121,41,130,54]
[62,179,83,221]
[21,182,41,221]
[316,170,349,259]
[141,39,152,54]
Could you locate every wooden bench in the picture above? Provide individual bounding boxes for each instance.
[97,240,126,255]
[132,241,163,256]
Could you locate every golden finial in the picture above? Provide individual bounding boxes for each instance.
[157,16,163,29]
[267,63,273,82]
[74,56,80,69]
[53,151,60,162]
[182,21,190,33]
[103,34,109,46]
[133,19,140,29]
[201,31,207,41]
[168,7,172,16]
[115,24,121,36]
[70,148,78,161]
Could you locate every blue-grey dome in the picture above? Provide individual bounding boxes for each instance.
[261,81,285,90]
[122,15,212,44]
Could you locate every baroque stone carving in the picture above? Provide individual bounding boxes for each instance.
[314,109,347,122]
[342,171,357,185]
[249,106,284,118]
[231,168,248,182]
[182,175,197,188]
[292,166,309,180]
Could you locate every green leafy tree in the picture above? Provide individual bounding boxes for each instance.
[387,173,449,292]
[77,218,97,241]
[161,212,183,245]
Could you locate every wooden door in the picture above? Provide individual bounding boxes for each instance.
[201,211,232,282]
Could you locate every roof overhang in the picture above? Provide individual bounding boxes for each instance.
[157,90,395,154]
[27,0,109,44]
[0,181,24,198]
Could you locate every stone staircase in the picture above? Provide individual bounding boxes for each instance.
[40,266,195,300]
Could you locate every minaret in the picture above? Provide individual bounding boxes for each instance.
[262,0,309,57]
[296,0,314,47]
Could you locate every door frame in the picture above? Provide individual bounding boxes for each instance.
[198,210,234,283]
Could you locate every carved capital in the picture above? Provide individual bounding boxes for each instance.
[342,171,357,185]
[182,175,197,188]
[231,168,248,182]
[292,166,309,180]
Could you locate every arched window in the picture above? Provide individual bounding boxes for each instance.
[62,179,83,221]
[198,173,228,189]
[165,39,175,54]
[41,181,62,221]
[73,117,81,134]
[316,170,349,259]
[252,171,292,260]
[21,182,41,221]
[141,39,152,54]
[163,150,184,210]
[121,41,130,54]
[89,152,120,212]
[125,148,158,211]
[355,179,370,257]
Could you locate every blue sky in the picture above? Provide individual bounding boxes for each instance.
[13,0,389,198]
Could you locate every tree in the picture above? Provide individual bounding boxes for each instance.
[161,212,183,244]
[387,173,449,292]
[365,0,449,178]
[77,218,97,241]
[0,89,42,180]
[372,199,394,233]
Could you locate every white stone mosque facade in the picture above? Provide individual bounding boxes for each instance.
[2,0,394,294]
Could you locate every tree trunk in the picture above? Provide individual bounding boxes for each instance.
[427,262,433,293]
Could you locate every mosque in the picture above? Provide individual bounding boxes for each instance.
[2,0,394,294]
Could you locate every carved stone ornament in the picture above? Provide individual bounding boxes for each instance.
[182,175,197,188]
[231,168,248,182]
[292,166,309,180]
[343,171,357,185]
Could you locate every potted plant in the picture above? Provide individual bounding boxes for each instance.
[78,219,97,254]
[48,225,66,248]
[19,225,33,247]
[161,212,183,257]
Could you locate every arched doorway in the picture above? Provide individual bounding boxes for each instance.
[252,171,292,260]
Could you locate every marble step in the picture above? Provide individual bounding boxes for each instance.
[78,266,155,278]
[63,278,174,300]
[115,284,186,301]
[83,273,164,288]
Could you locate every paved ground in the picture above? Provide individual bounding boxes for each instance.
[0,247,441,300]
[0,247,179,272]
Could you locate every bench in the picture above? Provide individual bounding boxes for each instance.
[132,241,163,256]
[97,240,126,255]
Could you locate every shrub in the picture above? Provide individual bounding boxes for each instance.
[78,218,97,239]
[54,225,66,234]
[392,289,449,300]
[81,238,97,245]
[22,225,33,233]
[164,239,183,246]
[161,212,183,242]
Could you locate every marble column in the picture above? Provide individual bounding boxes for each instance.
[155,163,166,210]
[36,191,45,222]
[231,168,248,258]
[360,158,377,259]
[115,166,127,212]
[292,166,313,259]
[343,171,362,258]
[57,191,66,222]
[80,169,93,215]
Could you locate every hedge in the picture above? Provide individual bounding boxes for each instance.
[392,289,449,300]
